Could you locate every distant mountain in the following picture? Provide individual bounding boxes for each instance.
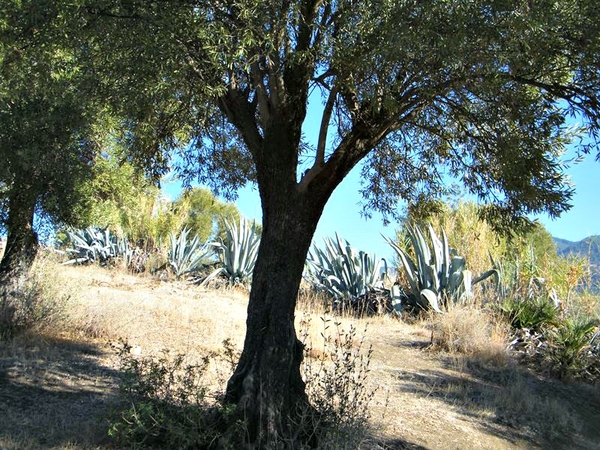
[554,236,600,264]
[553,236,600,291]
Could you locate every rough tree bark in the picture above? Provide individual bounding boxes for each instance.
[0,188,39,330]
[224,191,328,446]
[217,65,379,442]
[220,101,343,445]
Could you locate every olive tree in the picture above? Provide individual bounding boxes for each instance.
[0,2,100,288]
[76,0,599,444]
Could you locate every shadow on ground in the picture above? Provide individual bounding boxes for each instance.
[394,349,600,450]
[373,437,430,449]
[0,334,123,449]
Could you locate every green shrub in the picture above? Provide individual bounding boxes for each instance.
[545,317,598,379]
[108,349,228,449]
[499,296,559,332]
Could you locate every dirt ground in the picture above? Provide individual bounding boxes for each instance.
[1,264,599,449]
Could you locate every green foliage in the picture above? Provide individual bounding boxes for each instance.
[305,234,386,308]
[0,1,105,237]
[74,0,600,230]
[78,147,175,251]
[79,144,157,236]
[108,350,228,449]
[499,296,559,332]
[203,218,260,287]
[397,202,571,307]
[546,317,598,378]
[78,158,243,254]
[416,201,507,276]
[519,223,558,265]
[167,228,213,279]
[387,223,495,312]
[172,188,241,243]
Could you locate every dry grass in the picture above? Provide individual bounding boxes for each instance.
[430,305,509,366]
[2,256,600,450]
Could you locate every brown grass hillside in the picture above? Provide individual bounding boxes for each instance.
[1,258,599,449]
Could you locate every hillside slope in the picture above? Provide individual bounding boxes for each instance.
[554,235,600,264]
[1,263,599,449]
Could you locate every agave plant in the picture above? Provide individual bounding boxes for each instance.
[62,227,126,265]
[305,234,387,308]
[202,217,261,286]
[385,223,496,312]
[167,228,213,279]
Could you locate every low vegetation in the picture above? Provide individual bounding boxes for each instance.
[0,253,71,341]
[1,202,599,449]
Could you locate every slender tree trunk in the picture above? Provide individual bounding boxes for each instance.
[0,189,39,333]
[224,184,327,447]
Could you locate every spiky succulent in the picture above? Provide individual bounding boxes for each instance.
[386,223,496,312]
[62,227,127,265]
[202,217,261,286]
[167,228,213,279]
[305,234,387,305]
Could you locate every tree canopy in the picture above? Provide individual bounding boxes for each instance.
[79,147,242,244]
[0,1,104,283]
[80,0,599,229]
[172,187,241,242]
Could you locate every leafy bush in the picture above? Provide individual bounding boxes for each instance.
[108,349,228,449]
[499,296,559,332]
[171,187,242,242]
[305,235,387,312]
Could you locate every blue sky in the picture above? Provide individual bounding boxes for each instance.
[538,154,600,241]
[165,147,600,263]
[163,97,600,261]
[225,150,600,262]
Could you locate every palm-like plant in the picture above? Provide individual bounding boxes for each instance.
[547,317,598,377]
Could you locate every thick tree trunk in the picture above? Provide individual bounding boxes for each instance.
[224,187,326,447]
[0,189,39,332]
